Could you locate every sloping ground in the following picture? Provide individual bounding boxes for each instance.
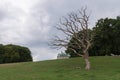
[0,56,120,80]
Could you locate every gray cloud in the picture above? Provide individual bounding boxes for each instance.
[0,0,120,61]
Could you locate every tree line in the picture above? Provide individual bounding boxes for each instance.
[66,16,120,57]
[0,44,32,64]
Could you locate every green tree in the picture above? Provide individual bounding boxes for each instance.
[0,44,32,64]
[0,44,5,63]
[90,17,120,56]
[66,16,120,57]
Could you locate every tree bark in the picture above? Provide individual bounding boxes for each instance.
[84,58,90,70]
[83,51,90,70]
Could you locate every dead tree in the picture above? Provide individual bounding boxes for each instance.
[50,7,92,70]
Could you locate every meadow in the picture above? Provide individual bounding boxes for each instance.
[0,56,120,80]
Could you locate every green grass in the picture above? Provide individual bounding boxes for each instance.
[0,56,120,80]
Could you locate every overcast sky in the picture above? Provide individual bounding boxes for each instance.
[0,0,120,61]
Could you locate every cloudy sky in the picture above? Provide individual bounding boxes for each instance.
[0,0,120,61]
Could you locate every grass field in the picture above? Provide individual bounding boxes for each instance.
[0,56,120,80]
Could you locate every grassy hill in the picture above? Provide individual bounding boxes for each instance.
[0,56,120,80]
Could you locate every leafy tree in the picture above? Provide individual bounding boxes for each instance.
[0,44,5,63]
[65,16,120,57]
[90,17,120,56]
[0,44,32,64]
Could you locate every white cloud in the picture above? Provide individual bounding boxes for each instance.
[0,0,120,61]
[31,47,58,61]
[0,0,49,44]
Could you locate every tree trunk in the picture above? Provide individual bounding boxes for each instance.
[83,51,90,70]
[84,58,90,70]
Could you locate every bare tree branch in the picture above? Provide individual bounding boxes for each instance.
[49,7,92,70]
